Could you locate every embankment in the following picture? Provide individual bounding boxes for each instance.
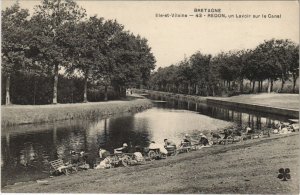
[1,98,152,127]
[134,89,299,119]
[207,98,298,118]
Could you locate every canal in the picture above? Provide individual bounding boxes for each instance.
[1,95,290,186]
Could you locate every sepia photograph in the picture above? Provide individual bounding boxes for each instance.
[1,0,299,194]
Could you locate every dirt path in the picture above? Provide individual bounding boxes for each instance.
[2,133,299,194]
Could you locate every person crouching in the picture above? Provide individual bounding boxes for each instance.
[199,133,209,146]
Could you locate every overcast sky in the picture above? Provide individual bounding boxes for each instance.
[2,1,299,68]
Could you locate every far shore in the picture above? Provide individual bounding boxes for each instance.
[209,93,299,111]
[1,97,152,127]
[134,89,299,118]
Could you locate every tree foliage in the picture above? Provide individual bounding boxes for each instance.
[1,1,156,105]
[149,39,299,96]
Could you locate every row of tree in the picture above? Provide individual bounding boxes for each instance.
[148,39,299,96]
[2,0,156,105]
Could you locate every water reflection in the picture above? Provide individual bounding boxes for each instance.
[1,114,151,186]
[149,94,290,130]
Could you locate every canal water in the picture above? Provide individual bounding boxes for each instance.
[1,95,290,186]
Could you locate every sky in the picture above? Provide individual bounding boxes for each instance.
[2,1,299,69]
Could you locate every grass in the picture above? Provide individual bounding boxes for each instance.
[214,93,299,110]
[1,98,152,127]
[2,133,299,193]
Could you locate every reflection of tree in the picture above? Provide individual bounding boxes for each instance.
[107,115,150,151]
[19,144,36,166]
[238,113,242,127]
[248,114,251,127]
[104,119,108,138]
[256,117,261,130]
[6,133,10,147]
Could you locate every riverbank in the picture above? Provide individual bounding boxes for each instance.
[207,93,299,118]
[209,93,299,110]
[1,98,152,127]
[134,89,299,118]
[2,132,298,193]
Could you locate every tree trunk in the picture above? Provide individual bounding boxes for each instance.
[252,80,255,93]
[188,82,191,95]
[267,78,271,93]
[5,75,11,105]
[249,81,252,90]
[206,85,209,96]
[53,64,59,104]
[83,74,88,103]
[71,90,74,103]
[104,85,108,101]
[119,86,126,97]
[115,86,120,97]
[239,79,244,93]
[292,75,297,93]
[195,84,199,95]
[119,86,122,97]
[280,79,285,92]
[271,80,273,92]
[33,78,37,105]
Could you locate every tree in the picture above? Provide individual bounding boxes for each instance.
[233,50,252,93]
[63,17,107,102]
[254,39,295,93]
[92,19,125,100]
[211,52,235,90]
[289,45,299,93]
[2,3,31,105]
[31,0,86,104]
[190,52,211,96]
[109,32,156,97]
[177,58,193,94]
[135,36,156,88]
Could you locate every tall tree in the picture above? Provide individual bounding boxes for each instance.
[63,17,107,102]
[177,58,193,94]
[2,3,31,105]
[190,52,211,96]
[135,36,156,88]
[31,0,86,104]
[255,39,295,92]
[109,32,156,97]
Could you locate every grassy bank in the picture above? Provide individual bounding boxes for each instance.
[211,93,299,110]
[1,98,152,127]
[136,89,298,110]
[2,133,299,193]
